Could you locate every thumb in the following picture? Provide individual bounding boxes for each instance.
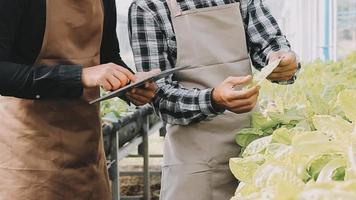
[225,75,252,87]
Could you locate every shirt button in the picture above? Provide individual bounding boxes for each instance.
[36,95,40,99]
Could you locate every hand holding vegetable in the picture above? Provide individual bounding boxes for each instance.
[267,51,298,81]
[212,75,260,114]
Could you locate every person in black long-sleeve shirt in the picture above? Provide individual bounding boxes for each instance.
[0,0,135,99]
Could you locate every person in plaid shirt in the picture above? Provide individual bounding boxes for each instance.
[127,0,299,199]
[127,0,299,124]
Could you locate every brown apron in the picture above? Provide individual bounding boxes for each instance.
[160,1,252,200]
[0,0,110,199]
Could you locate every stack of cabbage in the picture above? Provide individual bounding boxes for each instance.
[230,54,356,200]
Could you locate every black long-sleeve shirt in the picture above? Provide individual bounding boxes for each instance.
[0,0,129,99]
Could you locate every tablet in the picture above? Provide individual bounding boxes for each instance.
[89,66,190,104]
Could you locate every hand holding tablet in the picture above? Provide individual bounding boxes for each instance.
[90,66,190,104]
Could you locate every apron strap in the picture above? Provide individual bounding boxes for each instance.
[167,0,182,17]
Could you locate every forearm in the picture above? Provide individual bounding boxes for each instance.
[245,0,291,69]
[152,78,222,125]
[0,62,83,99]
[244,0,299,84]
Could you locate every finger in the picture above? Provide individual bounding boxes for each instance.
[268,70,296,80]
[100,80,112,91]
[128,93,150,105]
[268,75,294,81]
[144,82,158,91]
[232,100,258,114]
[126,93,146,105]
[113,70,130,87]
[225,75,252,87]
[232,100,257,113]
[131,88,155,99]
[126,94,145,106]
[272,63,297,73]
[226,85,259,101]
[106,75,121,91]
[229,92,259,109]
[269,75,294,81]
[111,64,136,81]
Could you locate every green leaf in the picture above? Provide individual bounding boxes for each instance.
[307,154,335,181]
[251,112,279,130]
[265,143,292,160]
[332,166,346,181]
[336,89,356,122]
[271,128,292,145]
[317,158,346,183]
[229,155,265,183]
[235,128,264,148]
[242,136,272,157]
[313,115,353,140]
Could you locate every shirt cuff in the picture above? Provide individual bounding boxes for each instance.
[152,86,165,111]
[57,65,84,97]
[58,65,83,85]
[199,88,225,117]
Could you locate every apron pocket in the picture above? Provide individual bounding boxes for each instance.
[160,164,212,200]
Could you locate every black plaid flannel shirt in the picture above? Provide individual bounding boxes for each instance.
[129,0,297,125]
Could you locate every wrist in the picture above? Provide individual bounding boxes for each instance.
[211,88,225,113]
[81,67,96,88]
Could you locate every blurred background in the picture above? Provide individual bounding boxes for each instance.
[115,0,356,68]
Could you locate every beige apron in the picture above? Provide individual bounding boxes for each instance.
[161,1,252,200]
[0,0,110,199]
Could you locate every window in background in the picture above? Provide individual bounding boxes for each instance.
[116,0,135,71]
[337,0,356,59]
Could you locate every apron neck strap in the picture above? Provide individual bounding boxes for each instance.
[167,0,182,17]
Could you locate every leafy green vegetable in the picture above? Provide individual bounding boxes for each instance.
[307,154,337,181]
[235,128,264,148]
[271,128,292,145]
[251,112,279,130]
[229,54,356,200]
[332,166,346,181]
[242,136,272,157]
[336,89,356,122]
[230,155,265,183]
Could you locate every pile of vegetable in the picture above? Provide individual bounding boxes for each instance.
[230,54,356,200]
